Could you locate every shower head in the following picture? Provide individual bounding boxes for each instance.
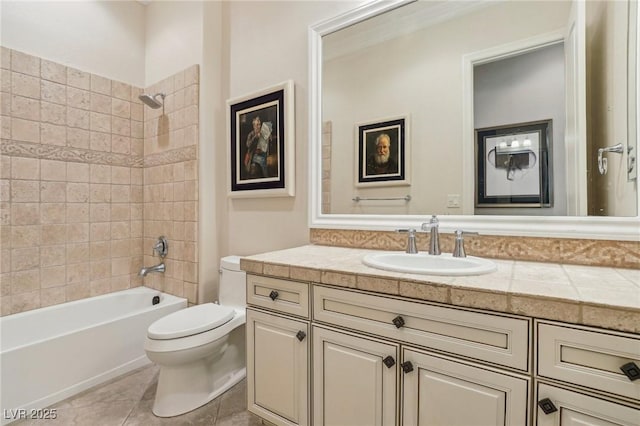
[139,92,165,109]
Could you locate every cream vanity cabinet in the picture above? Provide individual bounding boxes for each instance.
[246,273,640,426]
[312,285,531,426]
[534,321,640,426]
[246,274,311,426]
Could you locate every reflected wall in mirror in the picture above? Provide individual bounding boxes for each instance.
[319,0,638,219]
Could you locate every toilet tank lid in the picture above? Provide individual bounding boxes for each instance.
[148,303,235,340]
[220,255,242,272]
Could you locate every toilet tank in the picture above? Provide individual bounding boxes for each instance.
[219,256,246,308]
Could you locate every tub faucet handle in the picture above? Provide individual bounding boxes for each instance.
[153,236,168,258]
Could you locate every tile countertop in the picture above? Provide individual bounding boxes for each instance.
[240,244,640,334]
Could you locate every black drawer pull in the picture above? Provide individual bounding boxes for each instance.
[401,361,413,374]
[269,290,279,301]
[620,362,640,381]
[392,316,405,329]
[296,330,306,342]
[538,398,558,415]
[383,356,395,369]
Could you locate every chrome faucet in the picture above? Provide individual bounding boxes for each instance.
[421,215,441,255]
[453,229,479,258]
[138,262,166,277]
[139,236,169,277]
[396,228,418,254]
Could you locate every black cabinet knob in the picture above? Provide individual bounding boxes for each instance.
[538,398,558,415]
[401,361,413,374]
[269,290,279,301]
[296,330,306,341]
[620,362,640,381]
[392,316,405,329]
[383,356,395,369]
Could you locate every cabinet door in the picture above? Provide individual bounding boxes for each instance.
[313,325,399,426]
[247,308,308,426]
[402,348,530,426]
[536,383,640,426]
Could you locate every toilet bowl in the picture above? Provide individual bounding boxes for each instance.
[144,256,246,417]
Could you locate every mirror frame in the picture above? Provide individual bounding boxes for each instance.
[309,0,640,241]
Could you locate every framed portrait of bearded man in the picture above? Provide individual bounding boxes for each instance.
[355,116,409,187]
[227,80,295,197]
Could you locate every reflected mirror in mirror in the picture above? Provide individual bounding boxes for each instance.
[320,0,638,218]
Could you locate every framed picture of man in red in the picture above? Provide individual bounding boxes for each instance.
[227,81,295,198]
[356,116,409,187]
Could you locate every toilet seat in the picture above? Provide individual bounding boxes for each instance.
[148,303,235,340]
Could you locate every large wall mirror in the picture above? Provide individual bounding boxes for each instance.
[309,0,640,240]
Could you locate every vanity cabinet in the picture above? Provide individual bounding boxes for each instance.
[246,274,311,426]
[245,272,640,426]
[534,321,640,425]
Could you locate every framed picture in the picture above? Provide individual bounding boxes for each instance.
[227,80,295,197]
[356,116,409,187]
[475,120,552,208]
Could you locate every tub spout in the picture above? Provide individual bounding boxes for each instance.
[139,262,165,277]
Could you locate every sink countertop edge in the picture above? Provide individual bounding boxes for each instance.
[239,245,640,334]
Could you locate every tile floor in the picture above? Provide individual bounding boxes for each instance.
[14,365,263,426]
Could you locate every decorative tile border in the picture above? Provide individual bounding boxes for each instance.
[1,139,143,167]
[143,145,197,167]
[309,228,640,269]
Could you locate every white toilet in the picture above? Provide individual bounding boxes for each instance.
[144,256,246,417]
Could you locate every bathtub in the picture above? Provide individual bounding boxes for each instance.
[0,287,186,424]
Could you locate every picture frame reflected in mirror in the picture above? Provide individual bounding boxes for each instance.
[356,116,409,187]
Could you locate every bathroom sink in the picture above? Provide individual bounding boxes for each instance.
[362,252,497,276]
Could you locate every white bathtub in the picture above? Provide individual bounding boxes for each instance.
[0,287,186,424]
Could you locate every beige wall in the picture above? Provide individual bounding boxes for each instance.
[0,48,145,315]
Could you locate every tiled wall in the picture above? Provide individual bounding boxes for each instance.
[0,48,200,315]
[0,47,145,315]
[141,65,199,305]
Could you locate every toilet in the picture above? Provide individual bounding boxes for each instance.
[144,256,246,417]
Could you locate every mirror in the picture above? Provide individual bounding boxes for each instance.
[309,0,640,240]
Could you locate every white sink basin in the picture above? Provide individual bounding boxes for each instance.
[362,252,497,276]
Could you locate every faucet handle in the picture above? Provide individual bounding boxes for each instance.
[420,214,439,231]
[453,230,479,258]
[396,228,418,254]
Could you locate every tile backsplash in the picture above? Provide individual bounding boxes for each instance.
[310,228,640,269]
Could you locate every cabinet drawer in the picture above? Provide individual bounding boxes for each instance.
[313,285,530,371]
[537,322,640,401]
[247,274,310,318]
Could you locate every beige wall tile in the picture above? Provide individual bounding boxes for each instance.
[41,286,66,307]
[90,112,111,133]
[12,181,40,202]
[66,222,89,243]
[90,222,111,241]
[90,131,111,152]
[11,95,40,121]
[67,242,89,264]
[90,203,110,222]
[111,275,130,291]
[41,80,66,105]
[112,81,131,100]
[1,47,11,70]
[90,183,111,203]
[90,278,111,296]
[41,60,66,84]
[67,106,90,129]
[90,241,110,260]
[131,103,143,121]
[1,69,11,93]
[67,262,89,284]
[40,265,66,288]
[11,117,40,142]
[11,157,40,180]
[112,116,130,137]
[66,282,90,301]
[41,224,67,245]
[41,101,66,125]
[40,123,66,146]
[12,72,40,99]
[11,51,40,77]
[11,203,40,225]
[12,269,40,294]
[11,225,40,248]
[111,203,130,221]
[111,257,130,276]
[90,92,111,113]
[112,98,130,119]
[66,182,89,202]
[41,159,67,181]
[111,166,130,185]
[111,221,130,239]
[67,162,89,182]
[40,181,66,202]
[91,259,111,280]
[40,245,65,267]
[111,185,130,203]
[112,135,130,154]
[111,239,130,257]
[67,128,90,149]
[41,203,66,224]
[0,180,8,202]
[11,290,40,314]
[90,74,111,95]
[11,247,39,271]
[1,115,12,139]
[67,68,90,90]
[90,164,111,183]
[66,203,89,223]
[67,86,91,110]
